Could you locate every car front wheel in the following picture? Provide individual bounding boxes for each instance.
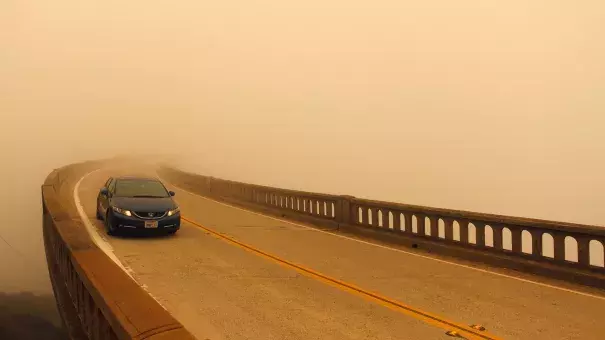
[96,201,103,220]
[105,211,117,236]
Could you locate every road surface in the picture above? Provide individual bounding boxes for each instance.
[76,164,605,340]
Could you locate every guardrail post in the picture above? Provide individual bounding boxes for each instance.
[553,233,566,262]
[444,218,454,241]
[359,206,367,225]
[416,214,426,236]
[530,230,544,258]
[370,208,378,227]
[577,236,591,266]
[475,223,486,247]
[337,196,353,228]
[458,220,469,244]
[404,214,413,234]
[492,225,503,250]
[510,227,523,253]
[392,212,401,231]
[429,216,439,238]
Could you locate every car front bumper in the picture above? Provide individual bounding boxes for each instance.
[111,212,181,231]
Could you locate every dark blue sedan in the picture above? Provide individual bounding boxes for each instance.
[96,176,181,235]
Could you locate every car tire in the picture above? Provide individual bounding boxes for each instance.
[167,230,177,235]
[96,204,103,220]
[105,211,116,236]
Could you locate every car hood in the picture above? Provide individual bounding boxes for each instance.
[110,197,176,212]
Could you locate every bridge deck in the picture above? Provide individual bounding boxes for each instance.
[78,166,605,340]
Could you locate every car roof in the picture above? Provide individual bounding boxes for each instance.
[114,176,161,182]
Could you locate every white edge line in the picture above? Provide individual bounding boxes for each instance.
[157,174,605,302]
[74,168,169,310]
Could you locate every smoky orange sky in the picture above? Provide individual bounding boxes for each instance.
[1,0,604,290]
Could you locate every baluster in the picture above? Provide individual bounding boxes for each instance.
[530,230,544,257]
[370,208,378,227]
[492,225,503,249]
[553,233,566,262]
[510,227,523,253]
[601,240,605,267]
[577,236,591,266]
[393,212,401,231]
[352,204,360,224]
[444,218,454,241]
[429,216,439,238]
[404,214,413,234]
[416,214,426,235]
[459,220,469,244]
[475,222,486,247]
[360,206,367,225]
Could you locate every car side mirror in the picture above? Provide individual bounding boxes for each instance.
[169,191,175,197]
[100,188,109,196]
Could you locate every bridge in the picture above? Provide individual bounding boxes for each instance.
[41,159,605,340]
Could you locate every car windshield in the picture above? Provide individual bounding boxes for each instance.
[114,179,169,198]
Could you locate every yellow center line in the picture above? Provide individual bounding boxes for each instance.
[183,216,503,340]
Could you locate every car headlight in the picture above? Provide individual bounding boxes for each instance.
[167,207,180,217]
[112,206,132,217]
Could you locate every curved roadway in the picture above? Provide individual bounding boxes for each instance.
[75,163,605,340]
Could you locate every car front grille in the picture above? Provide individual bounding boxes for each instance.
[133,211,167,219]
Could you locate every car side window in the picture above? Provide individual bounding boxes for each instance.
[108,179,116,194]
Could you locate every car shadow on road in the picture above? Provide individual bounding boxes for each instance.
[0,292,67,340]
[110,230,178,241]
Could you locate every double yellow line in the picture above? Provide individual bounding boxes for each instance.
[183,216,502,340]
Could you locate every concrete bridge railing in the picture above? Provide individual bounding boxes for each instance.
[160,166,605,289]
[42,161,195,340]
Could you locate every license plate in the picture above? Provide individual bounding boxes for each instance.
[144,220,158,229]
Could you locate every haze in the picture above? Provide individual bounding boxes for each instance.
[1,1,604,293]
